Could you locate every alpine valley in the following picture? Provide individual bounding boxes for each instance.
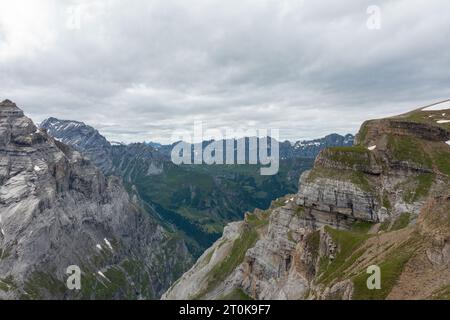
[39,117,353,256]
[1,99,449,300]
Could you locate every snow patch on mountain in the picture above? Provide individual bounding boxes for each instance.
[422,100,450,111]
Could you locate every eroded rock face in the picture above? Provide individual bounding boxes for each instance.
[356,118,450,146]
[0,100,192,299]
[298,172,380,222]
[162,221,246,300]
[163,196,353,300]
[237,202,313,300]
[164,104,450,300]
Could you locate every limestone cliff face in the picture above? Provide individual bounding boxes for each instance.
[0,100,192,299]
[163,103,450,300]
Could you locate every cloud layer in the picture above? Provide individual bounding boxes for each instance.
[1,0,450,143]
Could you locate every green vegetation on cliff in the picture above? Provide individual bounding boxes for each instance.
[327,146,371,167]
[352,250,413,300]
[317,224,372,286]
[351,236,419,300]
[400,173,435,203]
[220,288,254,300]
[388,135,433,168]
[22,271,66,299]
[0,276,16,292]
[433,149,450,176]
[195,223,259,299]
[391,212,411,231]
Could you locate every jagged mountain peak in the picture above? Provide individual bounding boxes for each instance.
[0,101,192,299]
[0,99,18,107]
[1,99,16,107]
[40,117,107,141]
[40,117,85,129]
[40,117,113,173]
[0,99,24,117]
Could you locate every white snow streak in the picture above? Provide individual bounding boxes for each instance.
[422,100,450,111]
[104,238,113,251]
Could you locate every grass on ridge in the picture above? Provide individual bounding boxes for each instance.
[351,245,415,300]
[317,225,371,286]
[219,288,253,300]
[195,224,259,299]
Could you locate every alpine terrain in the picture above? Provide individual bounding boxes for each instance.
[40,118,352,256]
[0,100,192,299]
[163,101,450,300]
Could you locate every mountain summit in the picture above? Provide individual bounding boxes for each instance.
[0,99,23,114]
[0,100,191,299]
[40,117,114,174]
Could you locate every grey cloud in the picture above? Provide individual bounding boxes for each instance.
[1,0,450,143]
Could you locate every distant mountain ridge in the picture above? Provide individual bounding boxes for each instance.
[41,116,354,163]
[280,133,354,159]
[39,117,354,256]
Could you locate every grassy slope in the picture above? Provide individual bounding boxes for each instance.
[193,204,272,299]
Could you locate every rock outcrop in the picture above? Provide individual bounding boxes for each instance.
[163,102,450,300]
[0,100,192,299]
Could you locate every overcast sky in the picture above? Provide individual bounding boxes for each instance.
[1,0,450,143]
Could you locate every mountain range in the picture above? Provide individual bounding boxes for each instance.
[40,117,353,256]
[2,98,448,300]
[163,102,450,300]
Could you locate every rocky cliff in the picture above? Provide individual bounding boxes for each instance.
[0,100,192,299]
[163,101,450,300]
